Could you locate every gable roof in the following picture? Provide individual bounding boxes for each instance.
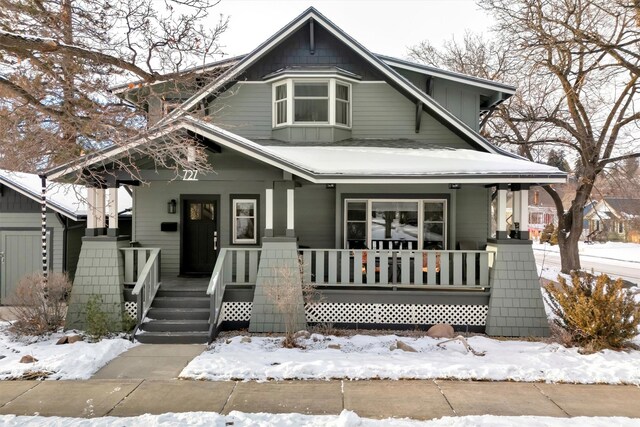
[585,198,640,220]
[0,169,132,221]
[155,7,511,156]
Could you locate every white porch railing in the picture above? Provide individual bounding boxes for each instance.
[300,249,492,288]
[207,248,261,341]
[121,248,161,326]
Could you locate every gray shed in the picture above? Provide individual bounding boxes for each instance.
[0,170,131,302]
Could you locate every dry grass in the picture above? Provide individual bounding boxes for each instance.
[4,272,71,337]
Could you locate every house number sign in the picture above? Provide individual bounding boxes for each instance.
[182,169,199,181]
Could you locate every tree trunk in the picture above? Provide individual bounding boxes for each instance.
[559,226,581,273]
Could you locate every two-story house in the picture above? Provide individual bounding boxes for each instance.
[48,8,566,343]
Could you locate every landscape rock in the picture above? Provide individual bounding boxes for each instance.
[240,336,252,343]
[427,323,455,339]
[327,344,341,350]
[19,355,38,364]
[56,335,84,345]
[395,340,418,352]
[67,335,83,344]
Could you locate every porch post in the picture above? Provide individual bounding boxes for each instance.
[286,188,295,237]
[496,184,508,239]
[106,187,119,237]
[518,187,530,240]
[512,190,521,236]
[265,188,273,237]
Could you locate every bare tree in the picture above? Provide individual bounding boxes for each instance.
[410,0,640,273]
[0,0,229,183]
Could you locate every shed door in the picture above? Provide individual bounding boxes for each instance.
[181,199,218,276]
[0,230,47,302]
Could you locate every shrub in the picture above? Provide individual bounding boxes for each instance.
[86,295,111,340]
[540,223,558,245]
[5,272,71,337]
[545,272,640,352]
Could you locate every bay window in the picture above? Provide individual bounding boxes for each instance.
[272,78,351,127]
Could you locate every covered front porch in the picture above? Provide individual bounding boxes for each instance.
[111,177,540,343]
[55,123,563,342]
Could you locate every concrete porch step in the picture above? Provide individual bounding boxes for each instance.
[141,319,209,333]
[135,331,209,344]
[152,297,209,309]
[146,307,210,321]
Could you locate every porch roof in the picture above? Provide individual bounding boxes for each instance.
[179,118,565,184]
[47,116,566,185]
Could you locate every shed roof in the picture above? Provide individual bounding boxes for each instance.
[0,169,132,221]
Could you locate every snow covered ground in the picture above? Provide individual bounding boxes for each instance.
[180,333,640,384]
[533,241,640,263]
[0,325,135,380]
[0,411,636,427]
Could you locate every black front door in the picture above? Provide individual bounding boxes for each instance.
[181,198,218,275]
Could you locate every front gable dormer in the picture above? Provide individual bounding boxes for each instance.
[156,7,516,155]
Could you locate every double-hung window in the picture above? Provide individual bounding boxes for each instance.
[274,84,288,125]
[335,82,350,126]
[233,199,257,244]
[294,82,329,122]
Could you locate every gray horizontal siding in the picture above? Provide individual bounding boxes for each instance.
[455,186,490,248]
[351,83,470,147]
[205,81,473,149]
[295,184,335,249]
[206,82,272,140]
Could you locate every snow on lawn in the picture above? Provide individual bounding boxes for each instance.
[180,333,640,385]
[533,241,640,263]
[0,411,637,427]
[0,324,135,380]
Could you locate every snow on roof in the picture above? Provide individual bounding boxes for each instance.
[260,145,565,179]
[0,169,132,220]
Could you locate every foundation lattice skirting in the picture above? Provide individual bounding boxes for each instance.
[125,301,488,326]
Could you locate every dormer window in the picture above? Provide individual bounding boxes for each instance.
[294,82,329,122]
[271,78,352,128]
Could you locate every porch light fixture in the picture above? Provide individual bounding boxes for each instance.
[168,199,177,214]
[449,184,461,190]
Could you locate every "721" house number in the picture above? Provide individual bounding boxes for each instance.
[182,169,199,181]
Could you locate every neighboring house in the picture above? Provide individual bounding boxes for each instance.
[583,198,640,243]
[0,169,131,302]
[48,8,566,342]
[528,188,559,241]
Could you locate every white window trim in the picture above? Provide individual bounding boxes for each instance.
[271,78,352,129]
[293,80,330,125]
[344,198,448,250]
[233,199,257,244]
[273,82,288,126]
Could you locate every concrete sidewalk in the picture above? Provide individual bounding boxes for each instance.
[0,379,639,420]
